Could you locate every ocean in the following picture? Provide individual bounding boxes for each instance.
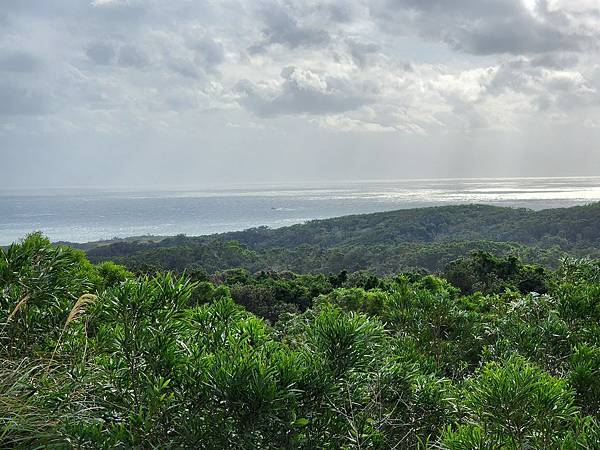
[2,176,600,245]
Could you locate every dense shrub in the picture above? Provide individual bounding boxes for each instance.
[3,234,600,447]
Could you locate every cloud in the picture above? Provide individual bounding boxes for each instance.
[168,57,202,79]
[326,2,357,23]
[90,0,132,6]
[370,0,597,55]
[86,42,116,65]
[188,35,225,71]
[236,66,374,116]
[529,53,579,68]
[0,51,41,72]
[2,0,600,188]
[346,39,379,68]
[0,83,51,116]
[250,3,330,52]
[488,57,597,106]
[89,0,147,21]
[118,45,149,68]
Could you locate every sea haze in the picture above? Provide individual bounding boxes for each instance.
[1,177,600,245]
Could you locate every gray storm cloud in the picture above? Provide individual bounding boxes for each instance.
[1,0,600,188]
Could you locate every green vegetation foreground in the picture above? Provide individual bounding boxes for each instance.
[3,233,600,448]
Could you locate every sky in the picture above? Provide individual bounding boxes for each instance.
[1,0,600,188]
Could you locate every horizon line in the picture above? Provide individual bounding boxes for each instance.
[2,174,600,192]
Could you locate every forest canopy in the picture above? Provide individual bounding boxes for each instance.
[79,203,600,274]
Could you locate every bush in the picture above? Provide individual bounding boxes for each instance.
[462,355,578,448]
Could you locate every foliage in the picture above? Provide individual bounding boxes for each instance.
[82,203,600,275]
[3,233,600,447]
[461,355,578,448]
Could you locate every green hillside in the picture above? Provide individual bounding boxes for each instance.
[83,203,600,274]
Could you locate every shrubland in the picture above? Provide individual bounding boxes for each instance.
[3,230,600,448]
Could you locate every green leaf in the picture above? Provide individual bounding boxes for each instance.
[293,418,310,427]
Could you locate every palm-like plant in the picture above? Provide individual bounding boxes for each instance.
[463,355,578,448]
[307,304,385,379]
[1,233,97,355]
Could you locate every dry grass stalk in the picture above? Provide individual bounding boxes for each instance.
[6,293,31,323]
[48,294,97,369]
[63,294,97,328]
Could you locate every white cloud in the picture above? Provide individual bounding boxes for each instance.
[2,0,600,187]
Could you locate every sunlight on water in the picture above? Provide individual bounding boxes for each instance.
[1,177,600,244]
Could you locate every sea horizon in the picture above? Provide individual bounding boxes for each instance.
[3,174,600,194]
[2,175,600,245]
